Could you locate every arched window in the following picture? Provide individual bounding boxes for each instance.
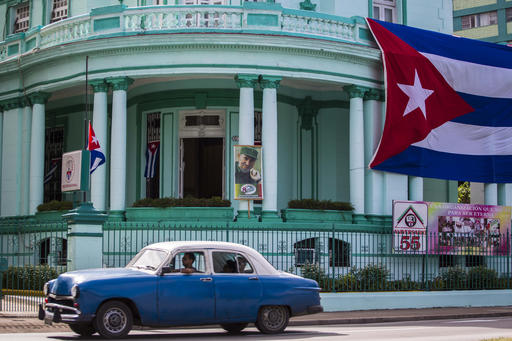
[294,237,318,266]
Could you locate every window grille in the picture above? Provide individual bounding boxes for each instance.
[44,127,64,203]
[185,115,220,127]
[146,113,161,199]
[507,8,512,22]
[294,238,319,266]
[14,3,30,33]
[50,0,68,23]
[328,238,350,267]
[182,0,226,27]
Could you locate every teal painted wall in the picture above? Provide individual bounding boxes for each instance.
[1,107,23,216]
[127,104,138,207]
[317,108,350,203]
[423,178,458,203]
[277,102,297,209]
[407,0,453,33]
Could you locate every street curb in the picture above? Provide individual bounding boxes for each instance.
[289,311,512,326]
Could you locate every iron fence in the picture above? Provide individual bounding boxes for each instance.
[0,221,67,312]
[0,221,510,312]
[103,223,512,292]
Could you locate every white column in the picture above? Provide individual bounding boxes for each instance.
[108,77,133,211]
[363,89,384,214]
[235,74,258,214]
[408,176,423,201]
[90,80,109,211]
[345,85,366,214]
[2,99,23,216]
[498,183,512,206]
[260,76,281,214]
[21,104,32,215]
[29,93,51,215]
[484,183,498,205]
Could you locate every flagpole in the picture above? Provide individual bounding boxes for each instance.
[84,56,89,203]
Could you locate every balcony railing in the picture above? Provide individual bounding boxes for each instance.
[0,4,371,63]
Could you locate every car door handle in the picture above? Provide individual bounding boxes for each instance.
[200,277,212,282]
[248,277,259,281]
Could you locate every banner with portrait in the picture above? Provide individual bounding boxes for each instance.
[234,145,263,200]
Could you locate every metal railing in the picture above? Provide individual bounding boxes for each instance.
[103,222,512,292]
[0,221,67,312]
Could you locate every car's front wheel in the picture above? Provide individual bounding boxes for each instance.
[69,323,96,336]
[221,323,248,334]
[256,305,289,334]
[94,301,133,339]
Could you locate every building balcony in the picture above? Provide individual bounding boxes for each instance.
[0,3,373,63]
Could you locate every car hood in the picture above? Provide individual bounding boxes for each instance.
[50,268,150,296]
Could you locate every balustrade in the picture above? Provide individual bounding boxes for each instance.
[0,5,361,62]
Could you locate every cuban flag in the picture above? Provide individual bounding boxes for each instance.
[87,122,106,174]
[367,18,512,183]
[144,141,160,178]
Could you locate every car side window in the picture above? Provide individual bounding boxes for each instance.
[212,252,254,274]
[169,251,206,273]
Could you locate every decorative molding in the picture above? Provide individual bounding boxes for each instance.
[235,74,259,89]
[107,77,134,91]
[259,76,281,89]
[344,85,369,99]
[0,97,23,110]
[89,79,109,93]
[300,0,317,11]
[28,92,51,105]
[364,88,384,101]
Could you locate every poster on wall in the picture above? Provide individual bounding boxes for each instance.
[61,150,90,192]
[428,202,511,256]
[392,201,428,253]
[234,145,263,200]
[393,201,511,255]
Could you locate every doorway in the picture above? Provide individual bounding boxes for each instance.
[181,138,224,198]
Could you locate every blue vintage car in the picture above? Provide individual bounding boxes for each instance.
[39,241,323,338]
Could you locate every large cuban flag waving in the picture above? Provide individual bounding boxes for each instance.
[367,18,512,183]
[87,122,106,174]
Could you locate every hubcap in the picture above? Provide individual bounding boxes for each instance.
[264,307,284,329]
[103,308,127,334]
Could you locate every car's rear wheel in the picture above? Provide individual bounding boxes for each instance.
[256,305,289,334]
[221,323,248,334]
[69,323,96,336]
[94,301,133,339]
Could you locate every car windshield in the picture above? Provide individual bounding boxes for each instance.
[127,249,168,271]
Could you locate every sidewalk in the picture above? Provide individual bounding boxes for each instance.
[1,306,512,333]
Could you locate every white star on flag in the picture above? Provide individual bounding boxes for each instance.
[92,135,99,145]
[397,69,434,119]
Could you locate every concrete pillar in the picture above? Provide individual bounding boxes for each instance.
[107,77,133,212]
[408,176,423,201]
[28,92,51,215]
[363,89,384,215]
[484,183,498,205]
[260,76,281,220]
[1,98,23,216]
[63,202,107,270]
[235,74,258,218]
[498,183,512,206]
[20,103,32,215]
[89,80,109,211]
[344,85,367,214]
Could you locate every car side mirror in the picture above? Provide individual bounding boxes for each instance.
[161,266,172,275]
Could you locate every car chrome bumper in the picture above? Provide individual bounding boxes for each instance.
[38,303,88,324]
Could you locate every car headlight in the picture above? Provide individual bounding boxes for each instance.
[71,284,80,299]
[43,283,49,296]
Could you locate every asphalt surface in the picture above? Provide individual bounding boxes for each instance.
[1,306,512,334]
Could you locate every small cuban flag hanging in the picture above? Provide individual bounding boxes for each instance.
[145,141,160,178]
[87,121,106,174]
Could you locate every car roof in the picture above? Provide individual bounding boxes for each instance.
[144,241,279,275]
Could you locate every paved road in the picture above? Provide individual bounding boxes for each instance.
[2,317,512,341]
